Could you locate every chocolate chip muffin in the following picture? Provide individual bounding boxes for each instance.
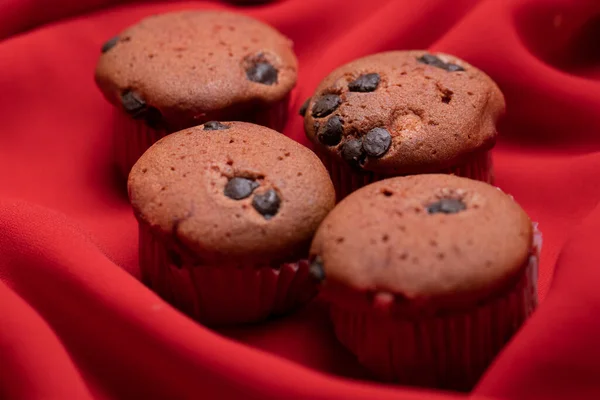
[309,174,540,390]
[128,121,334,325]
[301,51,505,199]
[96,10,298,177]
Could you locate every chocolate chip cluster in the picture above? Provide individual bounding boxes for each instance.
[417,54,465,72]
[105,36,281,131]
[201,120,282,220]
[223,177,281,220]
[301,73,392,168]
[302,55,467,169]
[102,37,165,129]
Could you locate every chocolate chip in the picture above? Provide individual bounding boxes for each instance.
[417,54,465,72]
[224,177,259,200]
[445,63,465,72]
[341,138,365,165]
[299,97,311,117]
[418,54,447,68]
[204,121,230,130]
[311,94,341,118]
[120,91,162,127]
[363,128,391,157]
[427,198,466,214]
[309,256,326,282]
[318,116,343,146]
[348,73,380,92]
[252,190,281,219]
[121,91,147,119]
[101,36,119,53]
[246,61,278,85]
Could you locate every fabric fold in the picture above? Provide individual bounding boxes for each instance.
[1,0,600,398]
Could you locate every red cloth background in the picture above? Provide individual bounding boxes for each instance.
[1,0,600,398]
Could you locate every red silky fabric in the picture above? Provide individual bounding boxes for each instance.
[1,0,600,398]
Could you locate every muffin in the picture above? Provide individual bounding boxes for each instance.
[301,51,505,199]
[309,174,540,390]
[128,121,335,325]
[96,10,298,177]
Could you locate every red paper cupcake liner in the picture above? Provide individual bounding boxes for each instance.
[252,92,290,133]
[138,223,317,326]
[329,225,541,391]
[320,150,493,201]
[114,94,291,178]
[113,114,168,179]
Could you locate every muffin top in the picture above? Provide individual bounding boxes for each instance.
[310,174,533,314]
[129,122,335,266]
[95,11,298,131]
[302,51,505,175]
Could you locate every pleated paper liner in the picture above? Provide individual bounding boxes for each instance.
[329,225,541,391]
[320,150,493,201]
[138,223,317,326]
[114,94,290,178]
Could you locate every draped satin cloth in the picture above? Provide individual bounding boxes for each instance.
[1,0,600,398]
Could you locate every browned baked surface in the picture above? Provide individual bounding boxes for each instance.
[96,11,297,131]
[303,51,505,175]
[129,121,335,265]
[310,174,532,311]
